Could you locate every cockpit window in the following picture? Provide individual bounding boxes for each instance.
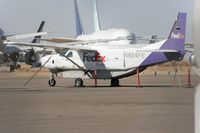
[66,51,73,57]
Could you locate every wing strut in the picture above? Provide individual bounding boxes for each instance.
[64,55,93,78]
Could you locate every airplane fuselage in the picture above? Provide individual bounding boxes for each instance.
[41,40,175,79]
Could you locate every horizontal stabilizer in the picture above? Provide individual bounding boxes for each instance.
[137,49,178,53]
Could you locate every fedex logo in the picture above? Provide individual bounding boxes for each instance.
[83,52,106,62]
[171,33,184,39]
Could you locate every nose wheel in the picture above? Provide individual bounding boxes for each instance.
[48,73,56,87]
[48,78,56,87]
[74,78,83,87]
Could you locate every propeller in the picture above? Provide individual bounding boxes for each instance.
[23,55,53,88]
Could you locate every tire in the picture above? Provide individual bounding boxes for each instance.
[16,64,21,69]
[48,78,56,87]
[111,78,119,87]
[75,78,83,87]
[10,65,15,72]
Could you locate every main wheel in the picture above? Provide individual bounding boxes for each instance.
[75,78,83,87]
[10,65,15,72]
[48,78,56,87]
[111,78,119,87]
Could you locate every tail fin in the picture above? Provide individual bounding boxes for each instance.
[0,29,6,41]
[93,0,101,32]
[0,29,6,50]
[161,12,186,56]
[74,0,84,36]
[31,21,45,43]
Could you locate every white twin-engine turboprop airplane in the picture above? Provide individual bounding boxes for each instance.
[7,13,186,87]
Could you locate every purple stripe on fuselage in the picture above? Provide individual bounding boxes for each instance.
[139,52,168,67]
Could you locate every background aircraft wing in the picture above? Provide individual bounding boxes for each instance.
[137,36,167,43]
[6,32,48,40]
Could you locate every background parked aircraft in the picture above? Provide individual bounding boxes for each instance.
[0,21,47,71]
[44,0,137,45]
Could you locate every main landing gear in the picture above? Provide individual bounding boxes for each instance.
[74,78,83,87]
[9,64,21,72]
[9,52,21,72]
[111,78,119,87]
[48,73,84,87]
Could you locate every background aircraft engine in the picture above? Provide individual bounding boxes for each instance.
[23,49,40,65]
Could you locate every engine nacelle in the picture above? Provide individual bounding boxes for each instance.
[23,49,40,65]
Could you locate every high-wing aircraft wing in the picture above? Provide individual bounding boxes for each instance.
[5,41,96,51]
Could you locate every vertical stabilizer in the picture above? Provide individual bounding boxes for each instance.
[74,0,84,36]
[93,0,101,32]
[140,13,187,67]
[161,12,186,56]
[0,29,6,51]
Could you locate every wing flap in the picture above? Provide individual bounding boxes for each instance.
[40,36,134,44]
[41,37,83,43]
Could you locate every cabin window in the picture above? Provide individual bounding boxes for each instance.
[52,60,54,64]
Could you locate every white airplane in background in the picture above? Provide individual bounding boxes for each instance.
[0,21,48,71]
[6,13,187,87]
[43,0,138,45]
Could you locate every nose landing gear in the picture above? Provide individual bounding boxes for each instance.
[48,73,57,87]
[48,78,56,87]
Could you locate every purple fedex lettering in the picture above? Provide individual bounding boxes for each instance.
[83,52,106,62]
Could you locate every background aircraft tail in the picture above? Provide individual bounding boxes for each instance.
[74,0,84,36]
[31,21,45,43]
[0,29,7,51]
[161,12,186,57]
[93,0,101,32]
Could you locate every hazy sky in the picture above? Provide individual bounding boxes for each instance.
[0,0,194,42]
